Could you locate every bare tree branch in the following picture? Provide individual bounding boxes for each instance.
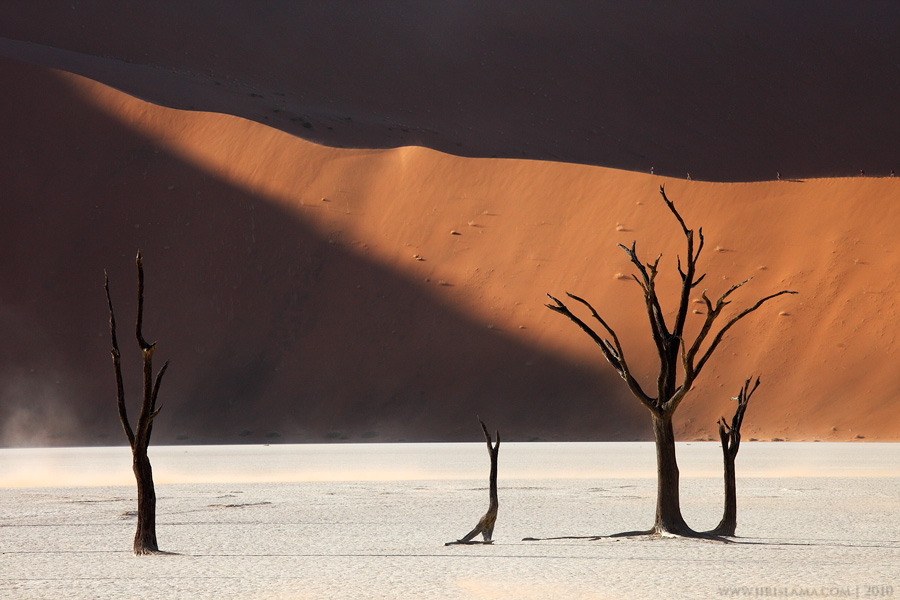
[545,294,623,373]
[684,279,753,369]
[619,243,672,397]
[144,360,169,447]
[693,289,797,376]
[546,293,655,409]
[563,293,629,364]
[151,362,168,414]
[659,185,700,340]
[659,185,690,238]
[720,376,759,449]
[135,251,153,352]
[105,271,135,450]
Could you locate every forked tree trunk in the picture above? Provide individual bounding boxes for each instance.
[446,419,500,545]
[652,412,691,535]
[710,377,758,537]
[105,251,169,556]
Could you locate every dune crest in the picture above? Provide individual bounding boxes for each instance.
[2,2,900,181]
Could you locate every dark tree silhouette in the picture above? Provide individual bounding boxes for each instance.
[446,419,500,545]
[711,376,758,537]
[546,185,795,536]
[105,251,170,555]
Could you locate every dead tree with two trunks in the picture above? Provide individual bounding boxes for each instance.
[446,419,500,545]
[712,376,758,537]
[546,185,795,537]
[105,251,170,555]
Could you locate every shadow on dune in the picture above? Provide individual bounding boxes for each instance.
[0,57,646,446]
[3,2,900,181]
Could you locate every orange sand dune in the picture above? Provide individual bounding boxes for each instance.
[1,55,899,445]
[1,2,899,181]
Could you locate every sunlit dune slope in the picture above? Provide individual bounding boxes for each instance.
[1,57,899,445]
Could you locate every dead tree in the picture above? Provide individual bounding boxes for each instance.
[546,185,795,536]
[105,251,169,555]
[446,419,500,545]
[710,376,758,537]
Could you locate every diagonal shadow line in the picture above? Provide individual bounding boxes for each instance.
[0,55,642,446]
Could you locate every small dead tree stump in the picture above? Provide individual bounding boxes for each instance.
[446,419,500,545]
[105,251,169,556]
[709,376,758,537]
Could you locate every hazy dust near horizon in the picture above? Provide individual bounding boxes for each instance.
[2,442,899,488]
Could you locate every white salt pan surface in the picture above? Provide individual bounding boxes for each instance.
[1,443,898,599]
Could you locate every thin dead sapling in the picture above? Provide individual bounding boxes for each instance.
[710,376,758,537]
[105,251,170,555]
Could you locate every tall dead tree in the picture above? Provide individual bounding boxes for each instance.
[105,251,169,555]
[710,376,758,537]
[546,185,795,536]
[446,419,500,545]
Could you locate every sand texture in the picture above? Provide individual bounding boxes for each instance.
[1,443,898,599]
[1,5,900,444]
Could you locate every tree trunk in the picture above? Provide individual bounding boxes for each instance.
[105,252,169,555]
[446,420,499,545]
[652,412,691,535]
[709,376,756,537]
[486,420,499,518]
[133,450,159,554]
[712,444,737,536]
